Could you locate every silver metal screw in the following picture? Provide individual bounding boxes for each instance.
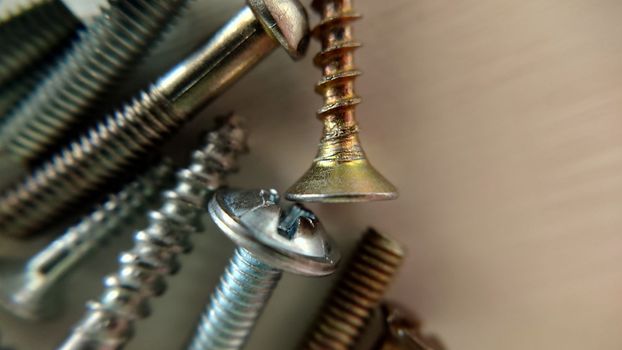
[58,115,248,350]
[187,188,340,350]
[0,0,81,87]
[0,0,191,166]
[0,0,309,238]
[0,160,173,321]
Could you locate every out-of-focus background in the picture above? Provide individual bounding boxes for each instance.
[1,0,622,349]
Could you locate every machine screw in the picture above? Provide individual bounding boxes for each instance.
[373,303,445,350]
[0,159,173,321]
[286,0,397,202]
[58,115,248,350]
[301,228,405,350]
[187,188,340,350]
[0,0,309,238]
[0,0,190,166]
[0,0,81,87]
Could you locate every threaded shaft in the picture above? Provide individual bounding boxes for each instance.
[58,115,247,350]
[0,0,81,86]
[0,86,183,237]
[187,248,282,350]
[0,0,190,165]
[302,228,405,350]
[312,0,364,164]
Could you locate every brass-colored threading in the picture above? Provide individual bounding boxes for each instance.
[311,0,364,164]
[303,228,405,350]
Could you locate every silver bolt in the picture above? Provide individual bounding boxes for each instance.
[187,188,340,350]
[0,0,309,238]
[0,0,190,167]
[58,114,248,350]
[0,160,173,321]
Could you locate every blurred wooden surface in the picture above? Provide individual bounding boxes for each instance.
[1,0,622,349]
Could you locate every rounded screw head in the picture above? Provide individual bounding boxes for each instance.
[208,188,340,276]
[247,0,310,59]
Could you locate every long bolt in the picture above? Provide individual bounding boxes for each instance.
[58,115,248,350]
[0,0,81,87]
[302,228,405,350]
[285,0,397,202]
[0,160,173,321]
[0,0,309,238]
[187,188,340,350]
[0,0,190,166]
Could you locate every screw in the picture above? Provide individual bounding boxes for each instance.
[58,115,248,350]
[0,0,81,87]
[301,228,405,350]
[0,159,173,321]
[0,0,191,167]
[285,0,398,203]
[0,0,309,238]
[187,188,340,350]
[373,303,446,350]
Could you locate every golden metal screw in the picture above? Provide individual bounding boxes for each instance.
[286,0,398,202]
[302,228,405,349]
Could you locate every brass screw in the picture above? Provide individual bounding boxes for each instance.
[302,228,405,349]
[286,0,398,202]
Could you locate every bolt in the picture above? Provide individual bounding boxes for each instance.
[58,114,248,350]
[301,228,405,350]
[285,0,398,203]
[0,0,309,238]
[0,0,81,87]
[373,303,446,350]
[187,188,340,350]
[0,0,191,167]
[0,159,173,321]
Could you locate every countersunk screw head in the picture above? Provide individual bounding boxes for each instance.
[208,188,340,276]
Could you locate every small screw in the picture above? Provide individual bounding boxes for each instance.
[186,188,340,350]
[58,115,248,350]
[373,303,446,350]
[301,228,405,350]
[0,160,173,321]
[0,0,310,238]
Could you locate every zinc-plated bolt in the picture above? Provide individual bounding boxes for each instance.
[0,0,81,87]
[0,0,309,238]
[187,188,340,350]
[285,0,398,202]
[302,228,405,350]
[0,159,173,321]
[0,0,191,166]
[58,115,248,350]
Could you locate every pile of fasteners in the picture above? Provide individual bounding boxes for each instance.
[0,0,443,349]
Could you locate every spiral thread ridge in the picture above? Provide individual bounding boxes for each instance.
[0,85,187,237]
[1,0,190,164]
[188,248,282,350]
[58,115,247,350]
[302,228,405,350]
[0,0,81,86]
[312,0,364,163]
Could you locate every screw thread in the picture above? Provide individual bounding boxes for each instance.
[58,115,247,350]
[302,228,405,350]
[187,248,282,350]
[1,0,190,164]
[0,160,173,320]
[0,0,81,86]
[312,0,365,163]
[0,86,184,237]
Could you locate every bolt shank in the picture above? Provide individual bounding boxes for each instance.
[156,6,277,117]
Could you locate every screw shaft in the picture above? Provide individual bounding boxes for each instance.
[302,229,405,350]
[0,0,190,165]
[187,248,282,350]
[58,115,247,350]
[0,160,173,320]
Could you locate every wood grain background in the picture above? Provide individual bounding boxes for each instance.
[1,0,621,349]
